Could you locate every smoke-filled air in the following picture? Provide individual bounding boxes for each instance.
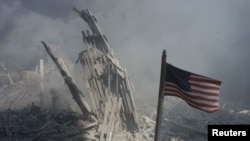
[1,0,249,103]
[1,0,250,140]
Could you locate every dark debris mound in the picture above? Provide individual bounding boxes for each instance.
[0,104,96,141]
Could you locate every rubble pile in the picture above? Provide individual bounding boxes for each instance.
[1,6,250,141]
[0,105,96,141]
[0,80,40,110]
[129,97,250,141]
[159,98,250,141]
[0,62,40,110]
[0,7,142,140]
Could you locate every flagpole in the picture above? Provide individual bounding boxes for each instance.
[155,50,167,141]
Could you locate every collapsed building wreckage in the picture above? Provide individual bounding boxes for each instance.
[2,7,250,141]
[0,7,144,141]
[40,8,141,140]
[39,7,250,140]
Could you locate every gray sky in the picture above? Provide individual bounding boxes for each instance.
[0,0,249,103]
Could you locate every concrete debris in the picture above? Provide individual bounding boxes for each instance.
[126,97,250,141]
[158,98,250,141]
[0,67,40,110]
[0,106,97,141]
[1,7,143,140]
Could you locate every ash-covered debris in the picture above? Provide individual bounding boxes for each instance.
[0,105,97,141]
[131,97,250,141]
[0,62,40,110]
[2,5,250,141]
[158,98,250,141]
[1,6,143,139]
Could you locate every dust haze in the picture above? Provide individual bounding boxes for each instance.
[0,0,249,104]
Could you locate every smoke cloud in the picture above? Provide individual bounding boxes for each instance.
[0,0,249,103]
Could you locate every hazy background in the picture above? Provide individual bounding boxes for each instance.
[0,0,249,104]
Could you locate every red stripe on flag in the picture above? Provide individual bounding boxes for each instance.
[165,93,220,113]
[165,83,219,96]
[164,82,220,113]
[190,89,219,96]
[164,87,219,108]
[190,83,220,90]
[166,93,219,111]
[189,76,221,85]
[165,83,219,101]
[165,87,218,102]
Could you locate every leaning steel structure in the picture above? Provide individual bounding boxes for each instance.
[73,7,140,133]
[41,7,140,140]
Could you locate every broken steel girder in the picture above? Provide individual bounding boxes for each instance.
[41,41,94,118]
[73,7,113,56]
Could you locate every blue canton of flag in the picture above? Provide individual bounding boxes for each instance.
[166,64,191,91]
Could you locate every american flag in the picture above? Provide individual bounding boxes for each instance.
[164,63,222,113]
